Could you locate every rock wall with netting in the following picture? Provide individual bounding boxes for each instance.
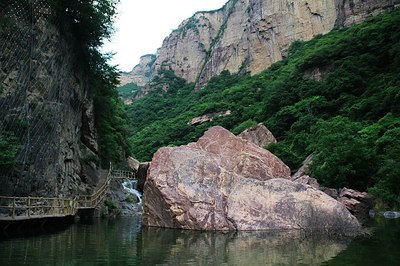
[0,0,98,197]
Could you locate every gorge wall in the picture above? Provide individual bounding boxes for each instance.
[129,0,400,89]
[0,1,98,197]
[119,54,156,86]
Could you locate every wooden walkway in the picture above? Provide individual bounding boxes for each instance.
[0,167,135,221]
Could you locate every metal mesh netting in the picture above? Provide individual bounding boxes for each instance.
[0,0,87,196]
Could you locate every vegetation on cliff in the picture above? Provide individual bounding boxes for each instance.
[51,0,131,166]
[118,82,141,99]
[126,10,400,206]
[1,0,130,173]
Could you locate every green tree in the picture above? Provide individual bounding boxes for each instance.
[371,127,400,204]
[0,131,20,172]
[50,0,119,49]
[231,119,257,135]
[308,117,376,190]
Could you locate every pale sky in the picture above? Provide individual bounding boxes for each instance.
[102,0,228,72]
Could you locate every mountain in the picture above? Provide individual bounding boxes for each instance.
[119,54,156,87]
[123,0,400,91]
[127,8,400,206]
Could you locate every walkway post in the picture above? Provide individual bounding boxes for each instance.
[28,196,31,217]
[41,197,44,215]
[12,198,15,219]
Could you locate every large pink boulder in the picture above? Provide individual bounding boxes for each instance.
[142,126,360,231]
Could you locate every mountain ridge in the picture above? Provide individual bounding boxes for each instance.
[126,8,400,205]
[122,0,400,93]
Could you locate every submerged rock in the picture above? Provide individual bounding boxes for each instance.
[383,211,400,219]
[143,126,360,231]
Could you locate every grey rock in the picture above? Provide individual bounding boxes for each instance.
[0,3,99,197]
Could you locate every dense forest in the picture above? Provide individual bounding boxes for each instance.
[125,10,400,207]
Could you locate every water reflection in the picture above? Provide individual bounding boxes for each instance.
[139,227,351,265]
[0,217,356,265]
[324,219,400,266]
[0,217,143,265]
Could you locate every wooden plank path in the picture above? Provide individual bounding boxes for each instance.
[0,167,135,221]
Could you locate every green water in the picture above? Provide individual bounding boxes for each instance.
[0,216,399,265]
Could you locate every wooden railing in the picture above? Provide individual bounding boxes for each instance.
[0,196,77,220]
[0,165,136,220]
[111,170,135,179]
[76,166,113,209]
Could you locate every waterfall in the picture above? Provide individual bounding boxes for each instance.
[122,180,142,205]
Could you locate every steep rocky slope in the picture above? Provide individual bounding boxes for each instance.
[127,0,399,89]
[0,2,99,197]
[119,54,156,86]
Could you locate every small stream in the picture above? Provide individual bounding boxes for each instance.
[122,179,142,205]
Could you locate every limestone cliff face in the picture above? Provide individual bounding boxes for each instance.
[119,54,156,86]
[154,4,230,84]
[0,2,99,197]
[335,0,400,27]
[135,0,400,88]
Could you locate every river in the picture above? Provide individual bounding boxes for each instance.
[0,215,399,265]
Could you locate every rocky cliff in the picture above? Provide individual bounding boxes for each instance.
[119,54,156,86]
[129,0,400,89]
[0,2,99,197]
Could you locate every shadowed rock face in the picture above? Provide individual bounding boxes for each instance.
[0,2,99,197]
[338,188,374,223]
[143,126,360,231]
[137,162,150,193]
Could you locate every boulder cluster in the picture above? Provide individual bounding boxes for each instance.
[141,126,363,231]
